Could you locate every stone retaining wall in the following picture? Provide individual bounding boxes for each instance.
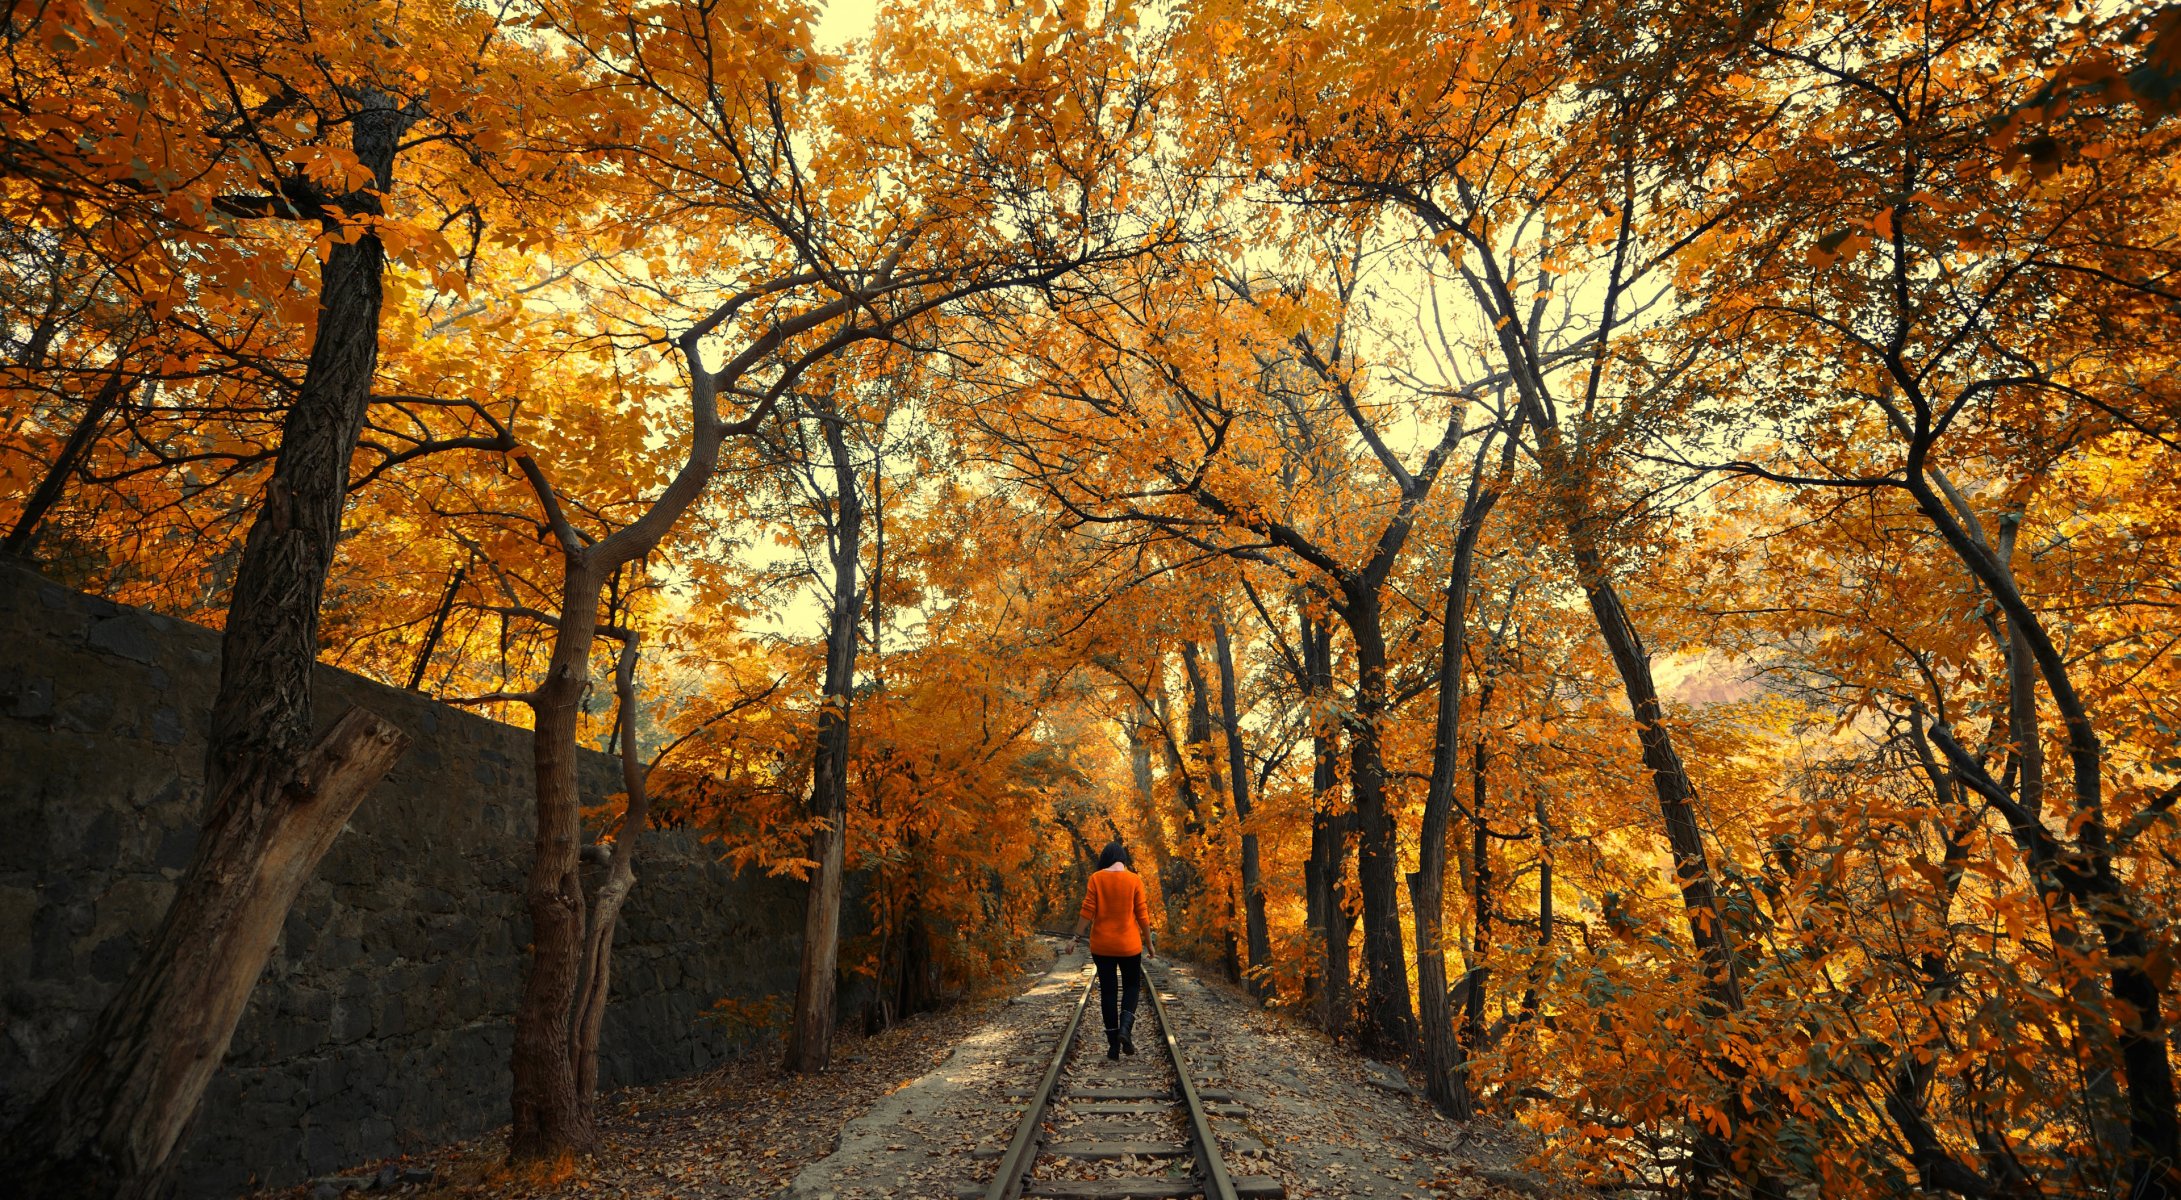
[0,563,853,1196]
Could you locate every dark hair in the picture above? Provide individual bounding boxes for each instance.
[1096,840,1130,870]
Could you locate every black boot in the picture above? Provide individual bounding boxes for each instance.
[1105,1027,1121,1060]
[1119,1009,1138,1056]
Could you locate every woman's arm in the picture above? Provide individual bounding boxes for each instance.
[1069,882,1096,953]
[1135,883,1154,959]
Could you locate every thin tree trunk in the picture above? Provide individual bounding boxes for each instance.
[1485,301,1771,1192]
[405,556,469,691]
[0,94,411,1197]
[1519,794,1552,1023]
[569,633,651,1123]
[1125,718,1178,928]
[1414,442,1503,1115]
[1909,473,2174,1182]
[3,362,129,560]
[1448,204,1777,1197]
[1299,610,1352,1036]
[1989,514,2126,1151]
[1149,676,1206,918]
[1462,692,1493,1067]
[1212,607,1271,999]
[786,409,863,1073]
[1338,591,1417,1058]
[1180,638,1242,977]
[869,456,884,689]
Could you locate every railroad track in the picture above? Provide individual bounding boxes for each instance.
[973,956,1284,1200]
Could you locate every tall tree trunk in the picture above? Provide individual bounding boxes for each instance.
[1989,513,2126,1151]
[1461,690,1493,1073]
[3,362,129,560]
[1180,637,1241,976]
[1909,473,2174,1183]
[569,633,651,1125]
[1519,793,1552,1023]
[1338,590,1416,1058]
[0,94,411,1198]
[1299,610,1353,1036]
[1413,460,1499,1116]
[1211,608,1271,999]
[1451,207,1778,1198]
[786,409,863,1074]
[510,561,606,1163]
[1510,379,1742,1010]
[1452,246,1746,1015]
[1149,676,1206,918]
[868,455,884,688]
[1558,509,1778,1195]
[1125,718,1179,930]
[507,277,738,1169]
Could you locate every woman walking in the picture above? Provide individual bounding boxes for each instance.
[1067,841,1156,1060]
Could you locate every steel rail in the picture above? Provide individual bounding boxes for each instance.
[985,971,1093,1200]
[1147,965,1242,1200]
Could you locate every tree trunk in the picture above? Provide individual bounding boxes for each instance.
[1989,514,2127,1152]
[509,562,606,1164]
[1179,638,1242,976]
[405,557,469,691]
[569,633,651,1125]
[1149,677,1206,919]
[1299,610,1353,1036]
[3,362,129,560]
[1338,589,1416,1058]
[1906,472,2177,1185]
[1462,697,1493,1071]
[1211,608,1271,999]
[1459,209,1775,1197]
[1415,468,1498,1115]
[1125,717,1179,930]
[1519,794,1552,1023]
[785,409,863,1074]
[0,94,411,1198]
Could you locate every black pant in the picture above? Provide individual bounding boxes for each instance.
[1093,953,1143,1031]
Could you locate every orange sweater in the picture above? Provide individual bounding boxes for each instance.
[1080,867,1150,956]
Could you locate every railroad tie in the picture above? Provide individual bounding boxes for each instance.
[973,963,1283,1200]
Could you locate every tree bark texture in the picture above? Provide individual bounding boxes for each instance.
[1179,638,1242,978]
[509,564,606,1163]
[1462,710,1492,1067]
[569,633,651,1125]
[785,410,863,1074]
[1298,611,1353,1036]
[1212,609,1271,999]
[1338,590,1417,1058]
[0,94,411,1199]
[1413,466,1498,1116]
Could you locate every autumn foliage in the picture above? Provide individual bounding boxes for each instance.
[4,0,2179,1195]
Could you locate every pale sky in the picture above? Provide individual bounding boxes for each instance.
[814,0,879,49]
